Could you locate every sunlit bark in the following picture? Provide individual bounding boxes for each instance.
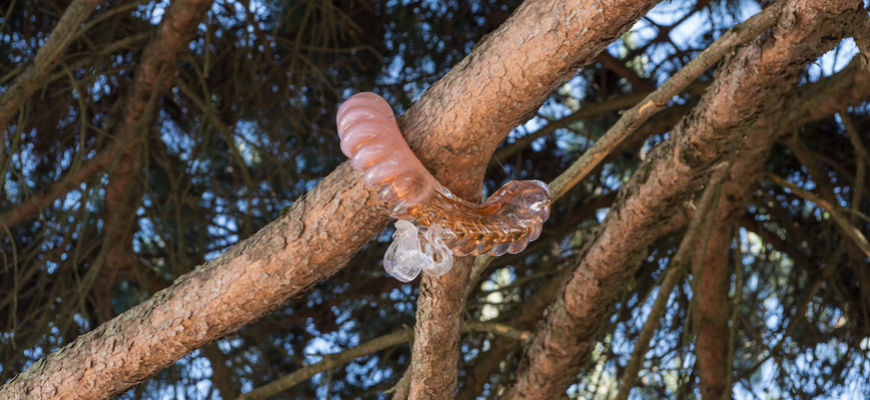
[505,1,863,398]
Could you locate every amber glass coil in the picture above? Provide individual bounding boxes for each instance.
[407,180,550,256]
[337,92,551,257]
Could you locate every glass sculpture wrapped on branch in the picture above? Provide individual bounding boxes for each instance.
[336,92,551,282]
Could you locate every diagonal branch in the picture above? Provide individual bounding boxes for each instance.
[0,0,101,134]
[95,0,215,322]
[614,167,727,400]
[505,1,862,398]
[404,1,662,398]
[547,0,786,200]
[0,0,661,398]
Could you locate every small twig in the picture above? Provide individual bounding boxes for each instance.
[0,0,101,133]
[234,321,529,400]
[840,111,867,225]
[548,1,785,200]
[766,173,870,257]
[614,167,726,400]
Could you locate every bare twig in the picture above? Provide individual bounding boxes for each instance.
[548,0,785,200]
[840,111,867,225]
[0,0,101,133]
[236,322,530,400]
[614,168,726,400]
[766,173,870,257]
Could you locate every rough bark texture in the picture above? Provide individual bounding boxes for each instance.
[96,0,214,322]
[408,257,474,400]
[504,1,863,398]
[692,51,870,400]
[400,0,663,398]
[0,0,659,398]
[688,90,800,400]
[692,117,779,400]
[0,163,386,400]
[400,0,661,197]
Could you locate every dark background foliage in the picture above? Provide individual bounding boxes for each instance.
[1,0,868,399]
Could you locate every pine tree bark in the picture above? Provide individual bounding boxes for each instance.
[504,1,863,398]
[0,0,659,398]
[96,0,213,322]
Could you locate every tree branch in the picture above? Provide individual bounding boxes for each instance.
[404,1,662,398]
[547,0,786,200]
[0,0,661,398]
[505,1,862,398]
[98,0,213,322]
[615,168,727,400]
[0,0,101,134]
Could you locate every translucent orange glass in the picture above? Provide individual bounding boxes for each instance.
[337,92,551,281]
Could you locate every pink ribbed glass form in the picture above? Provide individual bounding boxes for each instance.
[337,92,551,281]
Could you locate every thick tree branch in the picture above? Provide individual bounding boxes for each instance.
[615,168,726,400]
[0,0,660,398]
[404,1,661,398]
[687,40,824,396]
[505,1,862,398]
[547,0,785,200]
[96,0,214,322]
